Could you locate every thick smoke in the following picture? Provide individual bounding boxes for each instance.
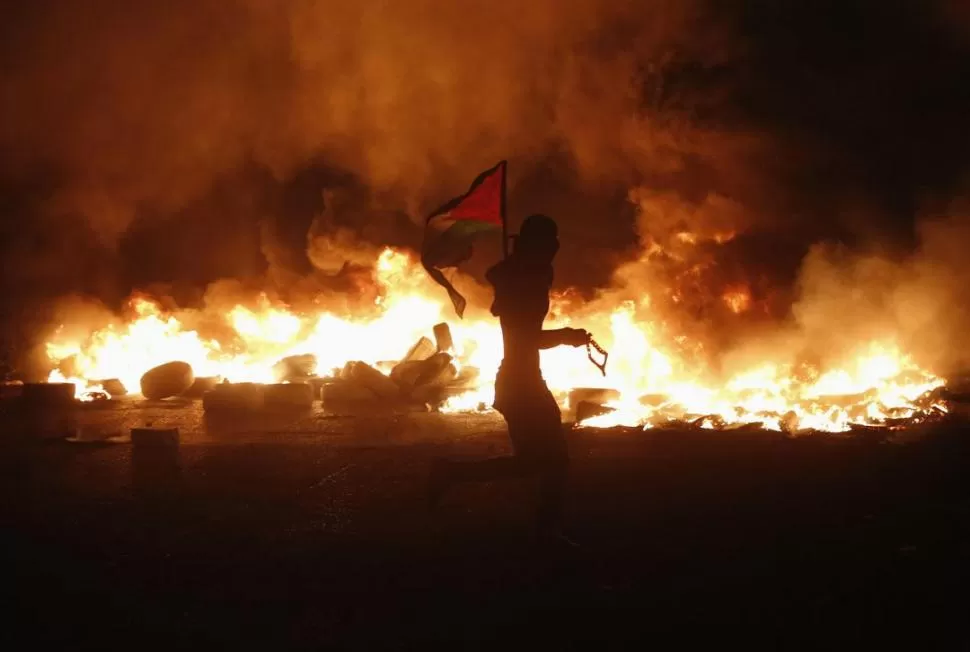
[0,0,736,238]
[789,201,970,376]
[0,0,744,366]
[1,0,969,376]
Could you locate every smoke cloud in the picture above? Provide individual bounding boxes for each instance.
[1,0,969,375]
[0,0,735,235]
[790,200,970,376]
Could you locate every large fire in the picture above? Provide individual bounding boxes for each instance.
[45,248,947,433]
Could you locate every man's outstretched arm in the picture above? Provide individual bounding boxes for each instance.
[538,328,589,349]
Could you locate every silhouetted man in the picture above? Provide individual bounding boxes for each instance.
[429,214,588,544]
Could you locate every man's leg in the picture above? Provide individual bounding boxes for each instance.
[428,413,546,507]
[531,422,575,545]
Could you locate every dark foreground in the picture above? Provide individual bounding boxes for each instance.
[2,403,969,649]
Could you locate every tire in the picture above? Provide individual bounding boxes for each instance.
[139,362,194,400]
[263,383,314,410]
[273,354,317,382]
[93,379,127,397]
[202,382,265,412]
[183,376,220,398]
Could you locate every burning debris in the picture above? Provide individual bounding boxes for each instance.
[316,323,475,413]
[31,247,952,435]
[94,379,127,398]
[202,382,265,412]
[34,316,485,419]
[273,354,317,383]
[184,376,220,398]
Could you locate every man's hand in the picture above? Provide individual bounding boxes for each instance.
[561,328,589,347]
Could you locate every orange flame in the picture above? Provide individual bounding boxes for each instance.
[45,247,947,433]
[722,286,751,314]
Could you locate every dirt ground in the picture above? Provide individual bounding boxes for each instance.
[2,399,968,649]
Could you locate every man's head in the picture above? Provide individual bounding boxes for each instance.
[514,213,559,263]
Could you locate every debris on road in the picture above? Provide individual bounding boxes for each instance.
[433,322,454,353]
[273,354,318,382]
[264,382,315,410]
[140,361,194,400]
[202,382,266,411]
[93,378,127,397]
[184,376,220,398]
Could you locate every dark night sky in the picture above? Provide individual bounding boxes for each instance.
[734,0,969,220]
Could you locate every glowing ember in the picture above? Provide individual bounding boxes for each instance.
[44,247,947,433]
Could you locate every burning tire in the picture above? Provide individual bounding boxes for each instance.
[568,387,621,408]
[575,401,616,425]
[451,365,480,389]
[415,352,457,387]
[341,362,401,399]
[321,379,378,404]
[263,383,315,410]
[99,379,128,397]
[432,322,454,353]
[183,376,221,398]
[402,337,436,363]
[568,388,621,422]
[320,379,424,415]
[202,382,265,412]
[411,384,449,406]
[390,353,457,396]
[140,361,194,400]
[273,354,318,382]
[390,360,425,392]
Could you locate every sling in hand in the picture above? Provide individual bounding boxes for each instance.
[586,335,609,377]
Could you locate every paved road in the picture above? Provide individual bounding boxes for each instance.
[2,400,969,648]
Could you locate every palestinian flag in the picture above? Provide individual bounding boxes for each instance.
[421,160,506,318]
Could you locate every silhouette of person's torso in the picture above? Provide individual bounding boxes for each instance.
[487,255,555,416]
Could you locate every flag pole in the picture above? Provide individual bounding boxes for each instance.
[500,160,509,260]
